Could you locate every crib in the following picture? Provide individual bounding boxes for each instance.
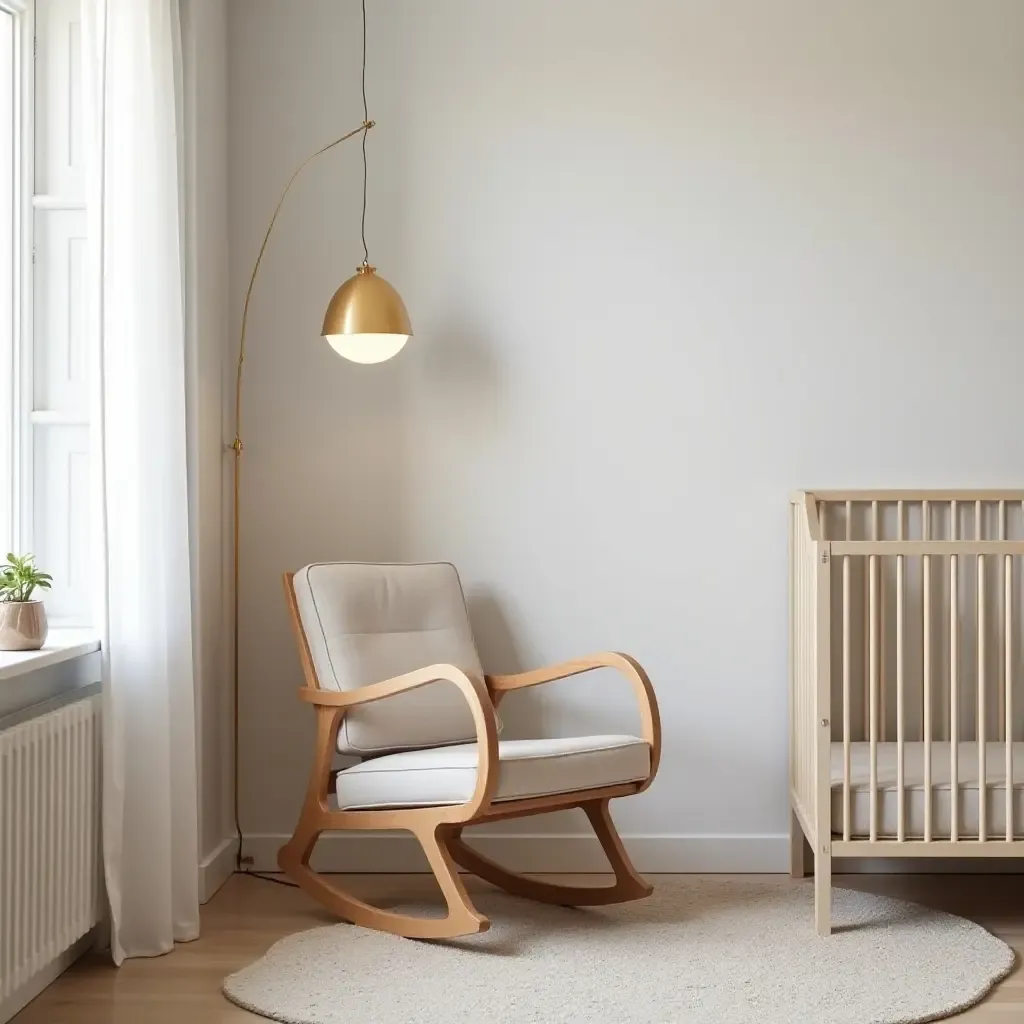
[790,490,1024,935]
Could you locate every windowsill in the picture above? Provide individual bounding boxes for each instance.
[0,628,100,682]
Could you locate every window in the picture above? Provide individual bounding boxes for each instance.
[0,2,22,560]
[2,0,89,625]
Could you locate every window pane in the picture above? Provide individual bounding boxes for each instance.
[0,9,15,554]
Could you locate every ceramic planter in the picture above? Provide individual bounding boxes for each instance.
[0,601,48,651]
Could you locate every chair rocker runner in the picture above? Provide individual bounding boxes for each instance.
[278,561,662,939]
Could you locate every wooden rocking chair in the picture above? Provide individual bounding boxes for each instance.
[279,561,662,939]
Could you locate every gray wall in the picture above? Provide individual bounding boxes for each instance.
[182,0,232,876]
[227,0,1024,865]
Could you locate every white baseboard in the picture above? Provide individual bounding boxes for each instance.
[235,832,1024,876]
[242,833,791,874]
[0,929,96,1024]
[200,836,237,903]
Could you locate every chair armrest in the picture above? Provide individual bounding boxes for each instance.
[487,652,661,782]
[297,664,500,818]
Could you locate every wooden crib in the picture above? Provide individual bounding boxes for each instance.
[790,490,1024,935]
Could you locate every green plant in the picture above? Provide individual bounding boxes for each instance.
[0,552,53,603]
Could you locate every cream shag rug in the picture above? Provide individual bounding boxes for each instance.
[223,880,1014,1024]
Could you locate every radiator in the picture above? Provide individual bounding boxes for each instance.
[0,696,102,1011]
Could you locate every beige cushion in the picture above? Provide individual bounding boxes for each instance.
[334,735,650,810]
[292,562,487,755]
[831,741,1024,838]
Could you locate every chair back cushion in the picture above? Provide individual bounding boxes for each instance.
[291,561,487,756]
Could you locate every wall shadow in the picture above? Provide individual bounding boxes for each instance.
[467,590,547,741]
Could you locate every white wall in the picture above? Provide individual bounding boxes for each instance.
[228,0,1024,870]
[181,0,233,894]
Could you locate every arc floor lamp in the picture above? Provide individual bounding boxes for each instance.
[230,0,410,870]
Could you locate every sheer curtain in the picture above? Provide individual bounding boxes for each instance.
[82,0,200,963]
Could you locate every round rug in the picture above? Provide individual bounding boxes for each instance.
[223,880,1014,1024]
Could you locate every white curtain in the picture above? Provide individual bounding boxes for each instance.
[82,0,200,963]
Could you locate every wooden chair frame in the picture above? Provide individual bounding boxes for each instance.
[278,572,662,939]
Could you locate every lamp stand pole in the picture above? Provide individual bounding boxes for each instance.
[230,120,374,871]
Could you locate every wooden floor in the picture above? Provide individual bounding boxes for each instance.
[12,873,1024,1023]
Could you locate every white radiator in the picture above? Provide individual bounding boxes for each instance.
[0,696,102,1015]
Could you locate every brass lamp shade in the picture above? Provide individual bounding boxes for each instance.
[321,264,412,364]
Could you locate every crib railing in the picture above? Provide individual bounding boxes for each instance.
[803,490,1024,850]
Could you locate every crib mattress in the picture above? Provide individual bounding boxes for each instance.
[830,741,1024,839]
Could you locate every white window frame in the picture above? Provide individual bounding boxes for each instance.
[4,0,90,627]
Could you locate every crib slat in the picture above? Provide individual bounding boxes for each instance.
[978,552,987,843]
[922,500,930,740]
[869,551,879,842]
[1005,554,1013,842]
[949,500,958,744]
[879,506,887,743]
[841,501,852,842]
[950,552,959,842]
[896,550,905,842]
[864,503,878,742]
[975,506,985,843]
[999,501,1007,741]
[842,552,851,842]
[923,544,933,842]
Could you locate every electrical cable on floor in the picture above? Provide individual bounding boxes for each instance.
[234,825,299,887]
[240,870,299,889]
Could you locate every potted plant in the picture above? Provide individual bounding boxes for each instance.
[0,553,53,652]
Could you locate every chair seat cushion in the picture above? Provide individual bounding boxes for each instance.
[333,735,650,810]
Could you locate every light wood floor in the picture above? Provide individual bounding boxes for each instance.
[12,873,1024,1023]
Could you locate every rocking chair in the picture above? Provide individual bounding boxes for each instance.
[279,561,661,939]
